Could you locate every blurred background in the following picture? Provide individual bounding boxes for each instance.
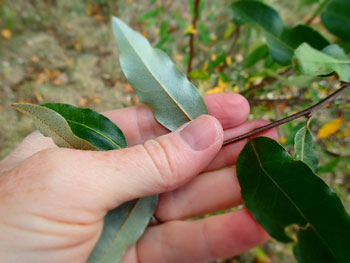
[1,0,349,262]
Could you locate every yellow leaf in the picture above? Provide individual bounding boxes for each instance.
[184,25,197,35]
[279,137,287,144]
[206,81,226,94]
[1,29,12,39]
[74,43,81,51]
[210,33,217,41]
[141,30,148,38]
[218,79,227,90]
[211,53,217,61]
[202,61,209,72]
[336,126,350,138]
[206,87,223,94]
[232,85,239,93]
[226,56,232,66]
[317,118,343,139]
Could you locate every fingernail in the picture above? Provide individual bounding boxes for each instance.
[180,115,220,151]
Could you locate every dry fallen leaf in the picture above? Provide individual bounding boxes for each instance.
[123,83,134,93]
[1,29,12,40]
[317,118,343,139]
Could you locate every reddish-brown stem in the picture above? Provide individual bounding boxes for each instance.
[187,0,201,77]
[223,83,350,146]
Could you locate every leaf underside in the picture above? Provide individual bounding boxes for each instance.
[12,103,97,150]
[294,126,319,173]
[112,17,208,131]
[88,196,158,263]
[236,137,350,263]
[42,103,127,150]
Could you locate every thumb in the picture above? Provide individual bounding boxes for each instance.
[65,115,223,209]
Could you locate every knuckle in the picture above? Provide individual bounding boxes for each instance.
[142,138,178,191]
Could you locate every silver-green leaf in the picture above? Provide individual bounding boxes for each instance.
[12,103,97,150]
[294,126,319,173]
[112,17,208,131]
[88,196,158,263]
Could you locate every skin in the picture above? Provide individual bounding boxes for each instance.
[0,93,278,263]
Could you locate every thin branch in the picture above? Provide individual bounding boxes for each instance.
[223,83,350,146]
[249,97,311,105]
[187,0,201,77]
[305,0,331,25]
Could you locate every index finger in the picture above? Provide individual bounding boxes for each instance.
[104,93,249,146]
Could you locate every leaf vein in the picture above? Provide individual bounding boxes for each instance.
[118,23,192,121]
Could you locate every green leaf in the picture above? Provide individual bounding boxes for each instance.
[159,21,169,42]
[112,17,208,131]
[299,0,320,6]
[172,11,187,29]
[208,52,226,70]
[321,0,350,41]
[223,23,235,39]
[294,43,350,82]
[294,126,319,173]
[243,43,269,69]
[265,24,330,66]
[88,196,158,263]
[137,8,163,22]
[318,157,341,173]
[188,69,210,80]
[11,103,97,150]
[198,22,210,46]
[231,0,286,36]
[236,137,350,263]
[42,103,127,150]
[231,1,329,65]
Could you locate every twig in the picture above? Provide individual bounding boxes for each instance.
[223,83,350,146]
[249,97,311,105]
[187,0,201,77]
[305,0,331,25]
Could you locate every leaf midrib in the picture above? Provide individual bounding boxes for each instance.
[99,199,141,262]
[67,120,122,149]
[264,30,294,52]
[13,104,76,149]
[250,140,338,259]
[300,128,306,161]
[117,21,192,121]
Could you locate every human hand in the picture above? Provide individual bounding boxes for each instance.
[0,93,277,263]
